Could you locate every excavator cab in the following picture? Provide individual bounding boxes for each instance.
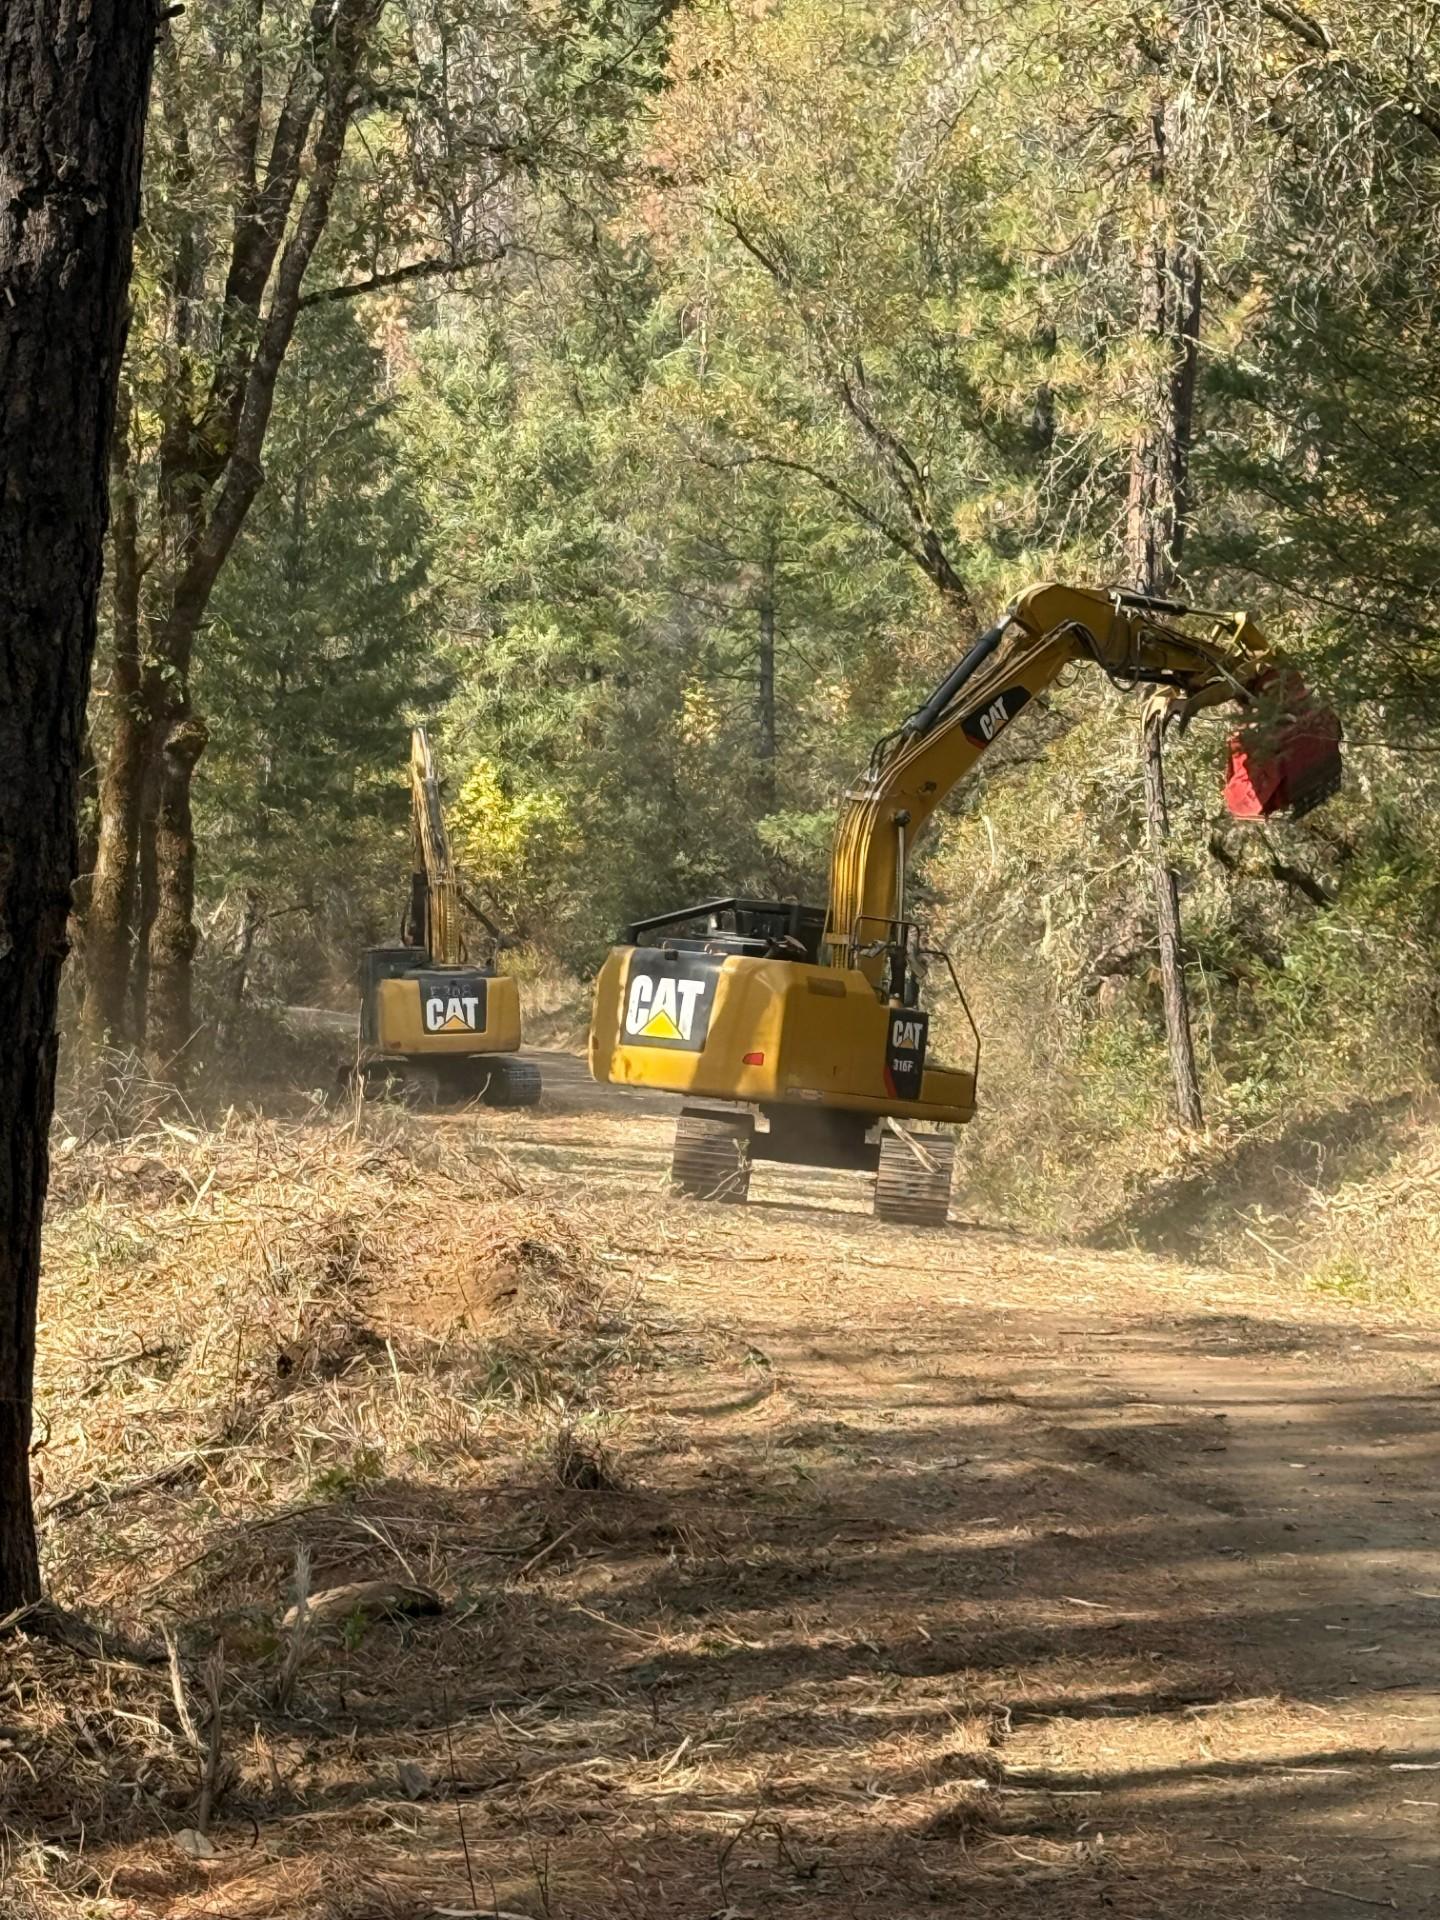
[625,898,828,961]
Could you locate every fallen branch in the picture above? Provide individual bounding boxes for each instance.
[41,1448,213,1522]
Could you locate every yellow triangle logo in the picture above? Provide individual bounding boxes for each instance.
[439,1014,471,1031]
[641,1009,683,1040]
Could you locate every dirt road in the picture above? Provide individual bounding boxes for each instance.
[43,1039,1439,1919]
[467,1049,1440,1916]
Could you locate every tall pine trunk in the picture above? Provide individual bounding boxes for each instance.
[83,386,151,1043]
[1127,88,1205,1134]
[0,0,153,1610]
[147,710,209,1067]
[756,534,778,816]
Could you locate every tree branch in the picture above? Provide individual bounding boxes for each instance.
[718,206,975,619]
[166,0,382,655]
[202,0,333,456]
[1258,0,1331,52]
[833,359,975,617]
[297,246,506,309]
[1256,0,1440,146]
[697,443,930,576]
[230,0,265,211]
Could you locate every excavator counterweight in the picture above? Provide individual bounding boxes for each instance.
[589,583,1342,1225]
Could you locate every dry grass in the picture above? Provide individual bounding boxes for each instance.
[9,1061,1437,1919]
[10,1087,666,1920]
[1250,1112,1440,1306]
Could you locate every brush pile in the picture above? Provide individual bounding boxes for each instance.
[6,1084,655,1918]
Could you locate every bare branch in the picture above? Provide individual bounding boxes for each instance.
[1255,0,1440,147]
[695,442,929,575]
[1258,0,1332,53]
[297,245,506,309]
[717,207,975,616]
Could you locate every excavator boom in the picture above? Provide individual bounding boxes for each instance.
[826,583,1341,978]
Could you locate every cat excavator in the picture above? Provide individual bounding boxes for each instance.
[356,728,541,1107]
[589,581,1342,1224]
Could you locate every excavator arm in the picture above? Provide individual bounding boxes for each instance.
[826,582,1342,983]
[408,726,464,968]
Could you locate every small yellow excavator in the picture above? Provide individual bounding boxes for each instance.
[589,582,1342,1223]
[356,728,540,1107]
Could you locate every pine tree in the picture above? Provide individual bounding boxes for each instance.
[187,306,443,1017]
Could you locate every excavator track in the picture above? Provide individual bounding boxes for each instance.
[671,1111,752,1202]
[481,1057,543,1108]
[873,1128,955,1228]
[358,1059,443,1107]
[355,1055,542,1109]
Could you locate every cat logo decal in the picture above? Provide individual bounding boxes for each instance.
[961,685,1032,747]
[622,951,723,1051]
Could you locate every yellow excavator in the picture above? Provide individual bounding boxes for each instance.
[589,582,1342,1223]
[356,728,541,1107]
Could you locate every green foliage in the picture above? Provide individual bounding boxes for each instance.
[200,305,442,894]
[395,257,924,966]
[106,0,1440,1218]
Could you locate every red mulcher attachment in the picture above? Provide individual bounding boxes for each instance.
[1224,669,1343,821]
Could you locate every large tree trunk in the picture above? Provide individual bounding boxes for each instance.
[138,0,382,1072]
[0,0,153,1610]
[756,533,778,816]
[84,396,149,1043]
[147,711,209,1072]
[1127,82,1206,1134]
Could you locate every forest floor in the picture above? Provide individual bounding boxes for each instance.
[9,1046,1440,1919]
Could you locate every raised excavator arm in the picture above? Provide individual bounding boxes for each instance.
[588,579,1342,1226]
[406,727,463,966]
[405,726,513,966]
[826,582,1342,989]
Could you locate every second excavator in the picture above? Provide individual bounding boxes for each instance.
[589,582,1342,1223]
[356,728,541,1107]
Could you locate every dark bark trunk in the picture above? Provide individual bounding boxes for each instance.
[0,0,153,1610]
[1143,712,1204,1130]
[142,0,382,1071]
[146,712,209,1074]
[1126,82,1206,1135]
[84,389,149,1043]
[757,535,778,815]
[131,751,160,1045]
